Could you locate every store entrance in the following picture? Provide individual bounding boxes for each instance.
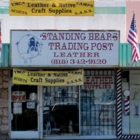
[10,85,40,139]
[43,86,79,136]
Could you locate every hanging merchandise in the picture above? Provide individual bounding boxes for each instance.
[123,90,130,115]
[45,121,51,134]
[132,91,140,117]
[29,92,37,101]
[135,102,139,118]
[61,88,67,102]
[68,120,73,133]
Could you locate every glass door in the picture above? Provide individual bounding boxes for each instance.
[10,84,40,139]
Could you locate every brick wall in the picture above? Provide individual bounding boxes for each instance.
[0,70,9,139]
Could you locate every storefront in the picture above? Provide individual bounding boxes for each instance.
[10,69,117,139]
[9,30,120,139]
[120,70,140,139]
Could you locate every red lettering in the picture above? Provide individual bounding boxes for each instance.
[106,33,111,40]
[95,33,100,40]
[12,95,25,101]
[91,43,114,50]
[100,33,105,40]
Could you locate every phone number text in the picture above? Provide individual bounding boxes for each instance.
[51,59,107,65]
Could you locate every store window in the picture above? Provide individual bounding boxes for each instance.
[43,86,79,136]
[122,70,140,135]
[10,69,117,137]
[81,70,116,136]
[43,70,117,136]
[11,85,38,131]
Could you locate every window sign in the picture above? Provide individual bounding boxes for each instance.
[12,91,26,102]
[81,75,116,136]
[12,68,83,86]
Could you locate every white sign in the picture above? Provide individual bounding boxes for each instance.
[11,30,119,67]
[27,102,35,109]
[13,102,22,114]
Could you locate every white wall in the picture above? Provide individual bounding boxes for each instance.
[0,0,126,43]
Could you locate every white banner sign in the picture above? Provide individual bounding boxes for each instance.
[11,30,119,67]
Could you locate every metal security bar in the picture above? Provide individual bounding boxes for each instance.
[80,70,116,136]
[43,85,79,136]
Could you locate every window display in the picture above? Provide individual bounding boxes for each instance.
[80,89,116,135]
[10,69,117,138]
[81,75,116,136]
[43,72,116,136]
[11,85,38,131]
[43,86,79,136]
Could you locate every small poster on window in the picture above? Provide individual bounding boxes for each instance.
[12,91,26,102]
[27,102,35,109]
[13,102,22,114]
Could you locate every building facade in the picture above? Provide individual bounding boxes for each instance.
[0,0,140,139]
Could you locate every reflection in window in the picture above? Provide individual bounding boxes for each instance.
[43,86,79,136]
[11,85,38,131]
[122,70,140,135]
[81,71,116,136]
[80,89,116,136]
